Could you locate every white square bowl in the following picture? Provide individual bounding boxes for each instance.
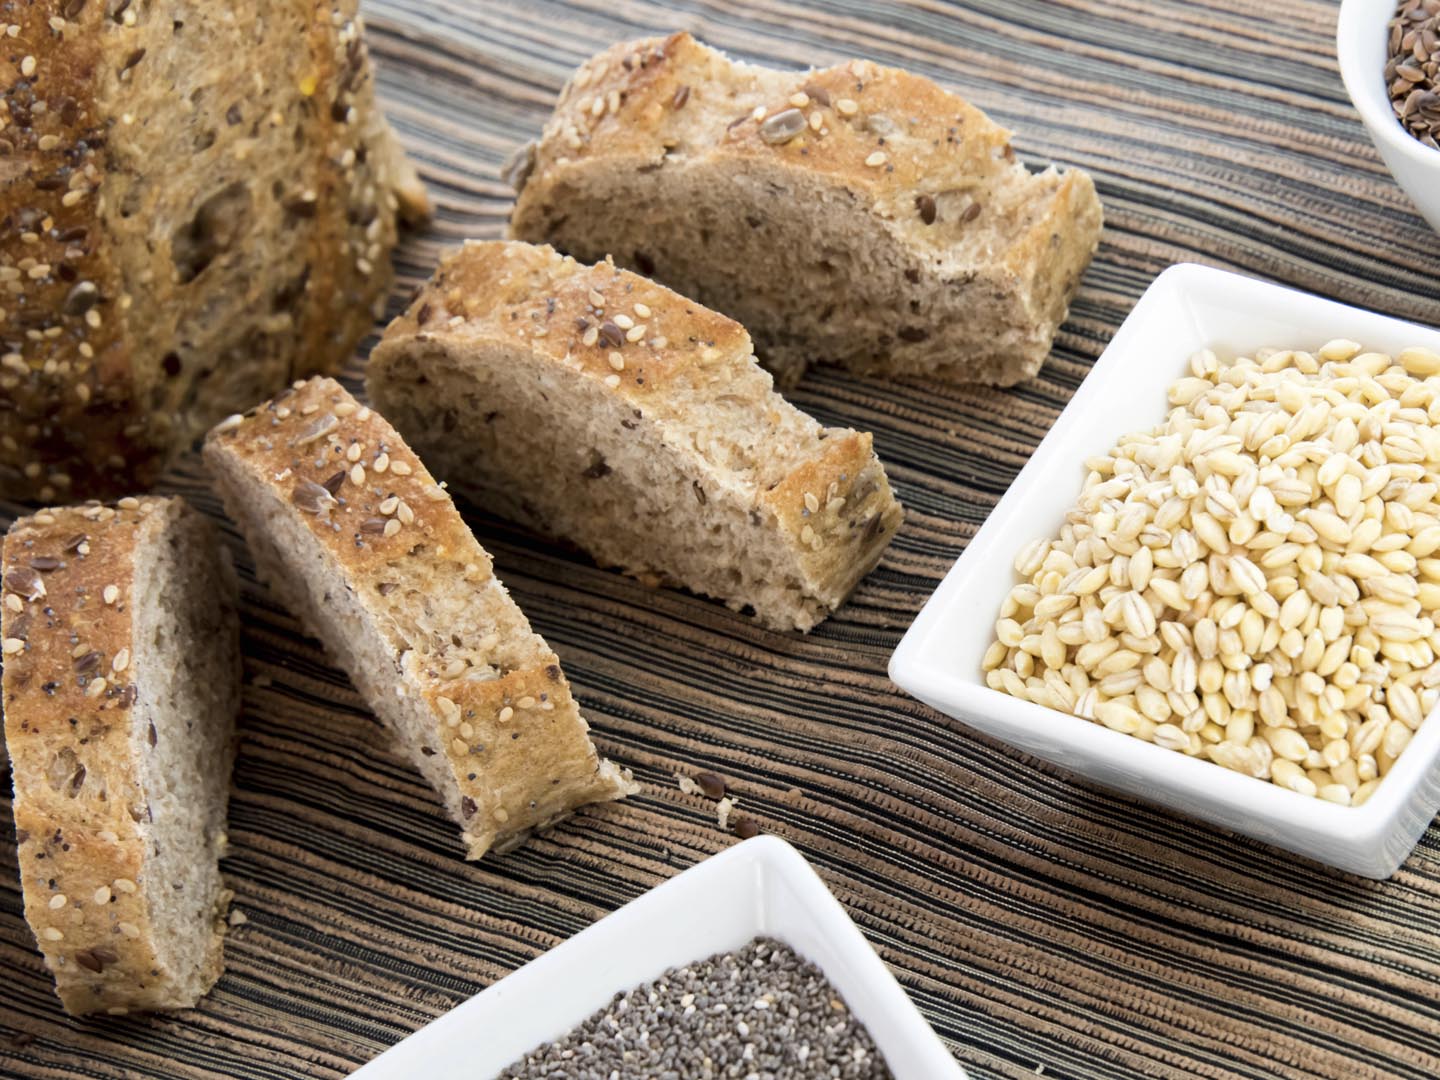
[890,263,1440,880]
[351,835,965,1078]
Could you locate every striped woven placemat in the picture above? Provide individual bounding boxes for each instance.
[3,1,1439,1077]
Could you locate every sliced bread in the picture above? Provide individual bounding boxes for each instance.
[0,1,428,501]
[508,32,1102,387]
[367,240,904,632]
[203,378,636,860]
[2,497,241,1015]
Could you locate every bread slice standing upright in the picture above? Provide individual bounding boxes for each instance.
[508,32,1101,386]
[368,240,904,632]
[0,1,428,501]
[203,378,635,860]
[3,497,241,1015]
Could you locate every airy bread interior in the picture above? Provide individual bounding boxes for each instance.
[370,340,838,629]
[128,506,240,1005]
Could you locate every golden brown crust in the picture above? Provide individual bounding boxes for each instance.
[203,377,633,857]
[384,239,753,403]
[0,4,424,502]
[2,497,229,1015]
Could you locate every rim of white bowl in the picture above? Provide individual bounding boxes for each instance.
[1337,0,1440,171]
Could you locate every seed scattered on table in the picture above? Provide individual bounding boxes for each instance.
[496,938,893,1078]
[986,342,1440,806]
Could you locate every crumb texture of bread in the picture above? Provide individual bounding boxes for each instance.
[203,378,635,860]
[0,2,428,501]
[368,241,904,632]
[509,32,1102,387]
[2,497,241,1015]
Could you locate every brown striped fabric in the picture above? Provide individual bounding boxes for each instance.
[4,1,1440,1077]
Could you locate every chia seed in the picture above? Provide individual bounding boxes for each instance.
[497,938,894,1079]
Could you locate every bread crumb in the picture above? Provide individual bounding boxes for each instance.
[716,796,737,830]
[675,772,700,796]
[228,909,248,927]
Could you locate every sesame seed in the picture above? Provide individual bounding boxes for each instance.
[356,407,371,421]
[383,518,401,538]
[625,324,647,342]
[634,302,651,318]
[865,151,887,167]
[498,706,514,723]
[751,105,767,122]
[379,496,399,515]
[20,55,35,77]
[4,595,20,612]
[451,738,468,756]
[103,584,119,604]
[804,492,820,513]
[93,886,111,904]
[215,414,244,434]
[801,524,816,544]
[349,463,365,485]
[494,807,510,823]
[61,189,84,207]
[114,878,137,894]
[334,401,357,417]
[86,676,108,697]
[118,921,140,939]
[397,502,414,525]
[836,98,859,116]
[604,373,622,389]
[2,638,23,654]
[425,485,448,501]
[374,452,390,473]
[459,722,475,739]
[112,648,130,672]
[49,894,67,910]
[789,91,810,108]
[581,326,599,347]
[587,289,605,308]
[518,695,537,709]
[609,354,625,371]
[118,496,139,509]
[42,927,63,942]
[346,442,363,462]
[613,314,634,330]
[390,460,413,476]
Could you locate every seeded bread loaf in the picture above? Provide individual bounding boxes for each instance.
[203,378,636,860]
[508,32,1101,387]
[0,2,429,502]
[367,240,904,632]
[2,497,241,1015]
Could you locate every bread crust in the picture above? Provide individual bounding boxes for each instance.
[203,377,635,859]
[2,497,237,1015]
[510,32,1101,386]
[0,3,428,502]
[373,240,904,630]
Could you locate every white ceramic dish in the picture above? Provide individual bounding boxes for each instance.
[891,263,1440,879]
[1338,0,1440,234]
[351,835,965,1078]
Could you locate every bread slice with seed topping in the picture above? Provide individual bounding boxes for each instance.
[203,377,636,860]
[0,1,428,502]
[2,496,241,1015]
[367,240,904,632]
[508,32,1101,386]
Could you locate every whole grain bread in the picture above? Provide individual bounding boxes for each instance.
[368,240,904,632]
[508,32,1101,387]
[203,377,636,860]
[0,2,429,502]
[2,497,241,1015]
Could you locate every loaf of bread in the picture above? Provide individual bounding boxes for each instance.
[0,2,428,502]
[203,377,636,859]
[368,240,904,632]
[2,497,241,1015]
[508,32,1101,387]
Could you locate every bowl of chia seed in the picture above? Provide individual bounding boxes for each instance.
[350,836,966,1079]
[1339,0,1440,233]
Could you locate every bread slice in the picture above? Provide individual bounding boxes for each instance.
[203,377,636,860]
[0,1,428,502]
[2,497,241,1015]
[367,240,904,632]
[508,32,1102,387]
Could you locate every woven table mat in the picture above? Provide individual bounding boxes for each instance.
[4,1,1440,1077]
